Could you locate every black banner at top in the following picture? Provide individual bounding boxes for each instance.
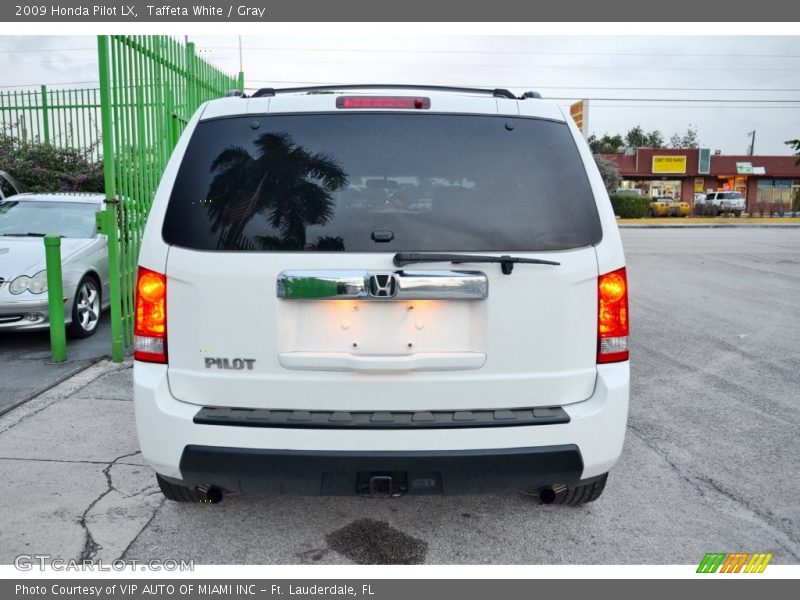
[1,0,799,22]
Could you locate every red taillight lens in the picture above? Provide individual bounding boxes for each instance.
[598,267,629,364]
[335,96,430,109]
[134,267,167,363]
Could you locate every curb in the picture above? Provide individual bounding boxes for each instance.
[0,356,107,418]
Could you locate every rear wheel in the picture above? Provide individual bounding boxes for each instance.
[67,275,101,338]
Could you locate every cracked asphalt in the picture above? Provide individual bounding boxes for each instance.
[0,228,797,565]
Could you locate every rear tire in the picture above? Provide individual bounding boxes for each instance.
[156,474,204,503]
[539,473,608,505]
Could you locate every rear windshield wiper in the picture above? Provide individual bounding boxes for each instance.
[393,252,560,275]
[0,232,52,237]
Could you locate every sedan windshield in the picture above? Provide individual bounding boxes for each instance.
[0,201,98,238]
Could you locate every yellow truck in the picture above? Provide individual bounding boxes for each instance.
[649,196,691,217]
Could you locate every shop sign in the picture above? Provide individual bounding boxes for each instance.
[736,162,754,174]
[652,155,687,174]
[569,100,589,138]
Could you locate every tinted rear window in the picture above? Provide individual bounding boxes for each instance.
[163,113,602,252]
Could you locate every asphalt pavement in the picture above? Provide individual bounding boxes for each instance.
[0,313,111,413]
[0,229,798,565]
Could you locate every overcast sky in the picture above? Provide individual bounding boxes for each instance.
[1,35,798,154]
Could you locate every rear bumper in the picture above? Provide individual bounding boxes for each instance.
[134,361,629,494]
[179,445,584,495]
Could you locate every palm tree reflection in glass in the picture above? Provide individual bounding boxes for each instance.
[205,132,349,251]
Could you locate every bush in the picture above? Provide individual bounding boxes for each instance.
[0,133,103,194]
[609,193,651,218]
[593,154,621,191]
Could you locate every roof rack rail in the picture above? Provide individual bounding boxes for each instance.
[248,84,535,100]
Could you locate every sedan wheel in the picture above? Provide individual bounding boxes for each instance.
[68,277,101,338]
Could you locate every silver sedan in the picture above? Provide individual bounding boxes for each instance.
[0,193,110,337]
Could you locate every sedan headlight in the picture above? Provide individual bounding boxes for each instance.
[9,275,31,295]
[9,270,48,295]
[28,270,48,294]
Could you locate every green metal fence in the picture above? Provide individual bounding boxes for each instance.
[0,86,102,160]
[97,35,243,361]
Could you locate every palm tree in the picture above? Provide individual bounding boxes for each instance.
[206,131,348,250]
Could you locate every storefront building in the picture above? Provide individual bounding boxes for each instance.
[602,148,800,212]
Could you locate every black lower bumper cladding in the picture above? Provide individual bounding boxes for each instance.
[178,444,584,495]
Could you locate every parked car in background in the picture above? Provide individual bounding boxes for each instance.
[698,191,746,217]
[0,171,21,200]
[0,193,109,337]
[649,196,690,217]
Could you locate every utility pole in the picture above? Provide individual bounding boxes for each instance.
[748,130,756,155]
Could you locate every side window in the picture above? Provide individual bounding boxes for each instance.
[0,175,18,199]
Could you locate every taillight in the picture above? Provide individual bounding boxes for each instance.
[335,96,430,109]
[598,267,629,364]
[134,267,167,363]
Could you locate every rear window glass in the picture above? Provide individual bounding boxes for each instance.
[163,113,602,252]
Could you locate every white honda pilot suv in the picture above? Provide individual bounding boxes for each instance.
[134,85,630,505]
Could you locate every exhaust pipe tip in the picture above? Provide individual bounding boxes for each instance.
[198,485,224,504]
[538,484,568,505]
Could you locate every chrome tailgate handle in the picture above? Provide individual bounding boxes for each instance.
[277,270,488,300]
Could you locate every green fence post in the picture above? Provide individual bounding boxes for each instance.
[186,42,197,110]
[44,236,67,363]
[96,207,124,362]
[40,84,50,145]
[237,71,245,92]
[98,35,124,363]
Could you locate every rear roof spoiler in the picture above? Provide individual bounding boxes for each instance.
[225,84,541,100]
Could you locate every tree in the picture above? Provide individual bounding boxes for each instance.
[646,130,665,148]
[588,133,624,154]
[669,125,700,149]
[625,126,665,149]
[786,139,800,165]
[594,154,621,191]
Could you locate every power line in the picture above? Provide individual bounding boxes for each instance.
[0,59,98,67]
[0,81,98,89]
[0,47,95,53]
[206,46,800,59]
[214,56,800,72]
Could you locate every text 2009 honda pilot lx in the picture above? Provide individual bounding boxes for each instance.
[134,85,629,505]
